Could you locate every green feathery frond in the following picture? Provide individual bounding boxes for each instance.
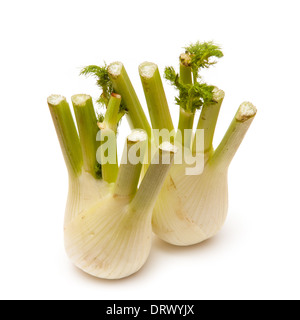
[80,64,128,115]
[80,64,112,107]
[184,41,223,81]
[164,41,222,113]
[164,66,178,85]
[164,66,214,113]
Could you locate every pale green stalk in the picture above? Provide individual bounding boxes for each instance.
[179,53,193,85]
[72,95,99,178]
[176,55,195,148]
[130,142,177,214]
[98,128,118,184]
[211,102,257,169]
[114,130,148,198]
[48,95,83,177]
[192,87,225,155]
[177,108,195,149]
[103,93,122,132]
[139,62,174,133]
[108,62,151,137]
[97,93,125,183]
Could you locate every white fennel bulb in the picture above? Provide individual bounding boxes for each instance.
[137,47,257,246]
[152,101,257,246]
[65,137,175,279]
[48,92,176,278]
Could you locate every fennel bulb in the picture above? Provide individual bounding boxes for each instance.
[152,101,257,245]
[48,94,176,279]
[137,42,257,246]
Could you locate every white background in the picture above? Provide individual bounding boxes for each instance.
[0,0,299,300]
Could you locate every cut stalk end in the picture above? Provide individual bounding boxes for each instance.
[236,102,257,122]
[113,129,148,198]
[159,141,178,154]
[71,94,91,107]
[111,92,121,99]
[47,94,66,106]
[212,87,225,101]
[139,62,157,79]
[180,53,192,67]
[127,129,148,143]
[108,62,123,79]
